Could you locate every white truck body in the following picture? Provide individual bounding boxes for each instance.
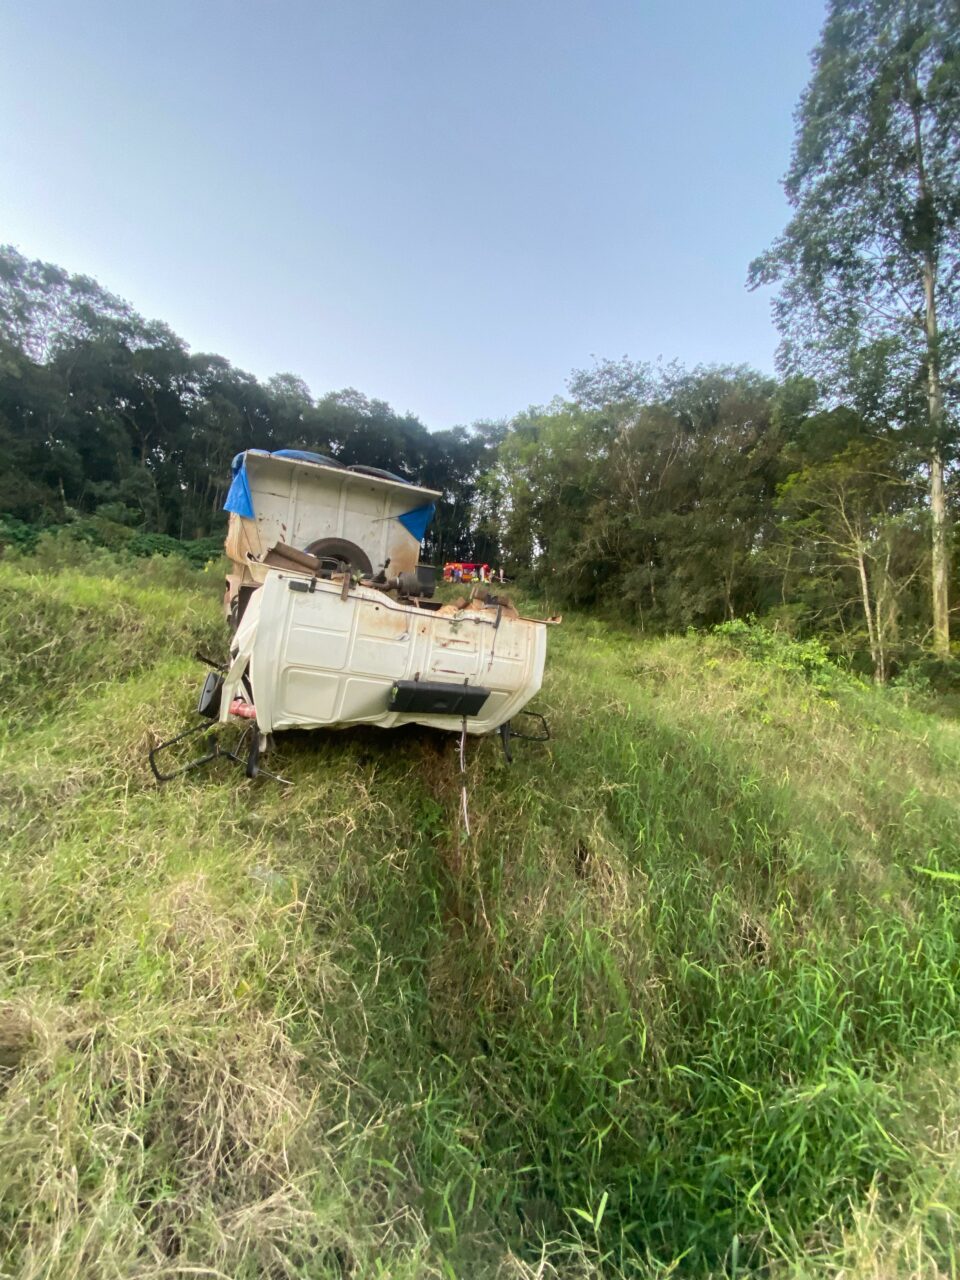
[221,569,548,735]
[221,450,554,738]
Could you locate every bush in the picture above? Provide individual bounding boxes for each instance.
[0,516,42,554]
[19,529,129,576]
[890,655,960,706]
[74,515,139,551]
[180,535,225,568]
[126,532,186,559]
[3,527,225,596]
[891,654,960,697]
[3,519,225,575]
[713,616,844,692]
[127,532,223,567]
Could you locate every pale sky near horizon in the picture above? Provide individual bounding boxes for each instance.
[1,0,826,429]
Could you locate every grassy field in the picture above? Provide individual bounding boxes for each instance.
[3,554,960,1278]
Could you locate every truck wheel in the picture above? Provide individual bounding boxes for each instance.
[303,537,373,576]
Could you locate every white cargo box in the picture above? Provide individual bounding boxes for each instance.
[225,450,440,580]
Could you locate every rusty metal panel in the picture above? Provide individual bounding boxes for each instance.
[222,571,549,737]
[240,453,436,579]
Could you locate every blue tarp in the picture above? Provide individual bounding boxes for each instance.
[224,450,339,519]
[397,503,436,542]
[223,451,259,519]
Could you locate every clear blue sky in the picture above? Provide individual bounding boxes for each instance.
[1,0,825,428]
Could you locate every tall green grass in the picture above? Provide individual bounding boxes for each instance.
[2,556,960,1277]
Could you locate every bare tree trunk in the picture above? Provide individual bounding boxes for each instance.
[856,547,882,681]
[930,445,949,656]
[876,534,899,676]
[780,546,792,607]
[912,95,950,656]
[724,548,735,620]
[924,252,949,656]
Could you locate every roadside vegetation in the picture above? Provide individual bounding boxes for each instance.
[3,550,960,1277]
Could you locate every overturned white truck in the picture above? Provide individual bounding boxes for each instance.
[150,449,558,781]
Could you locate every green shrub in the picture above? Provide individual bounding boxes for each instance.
[4,522,226,581]
[0,516,44,554]
[126,531,186,559]
[179,534,225,567]
[894,653,960,695]
[20,529,131,576]
[713,616,844,691]
[73,515,139,550]
[120,531,224,567]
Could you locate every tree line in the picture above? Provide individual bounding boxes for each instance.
[0,248,504,568]
[1,0,957,681]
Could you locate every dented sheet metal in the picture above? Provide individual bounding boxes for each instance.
[224,451,440,592]
[221,571,549,736]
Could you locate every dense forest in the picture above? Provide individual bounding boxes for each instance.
[1,0,958,682]
[0,250,505,571]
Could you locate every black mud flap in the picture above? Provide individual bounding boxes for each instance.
[388,679,491,716]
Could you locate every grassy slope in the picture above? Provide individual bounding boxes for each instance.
[2,560,960,1278]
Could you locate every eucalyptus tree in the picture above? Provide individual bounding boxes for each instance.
[750,0,960,654]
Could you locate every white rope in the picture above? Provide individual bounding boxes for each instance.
[459,717,471,837]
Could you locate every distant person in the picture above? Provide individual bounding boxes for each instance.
[498,566,504,583]
[453,565,462,582]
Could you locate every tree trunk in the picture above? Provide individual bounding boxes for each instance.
[856,547,883,682]
[724,549,735,620]
[930,445,949,656]
[912,95,950,656]
[877,533,899,668]
[924,250,949,656]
